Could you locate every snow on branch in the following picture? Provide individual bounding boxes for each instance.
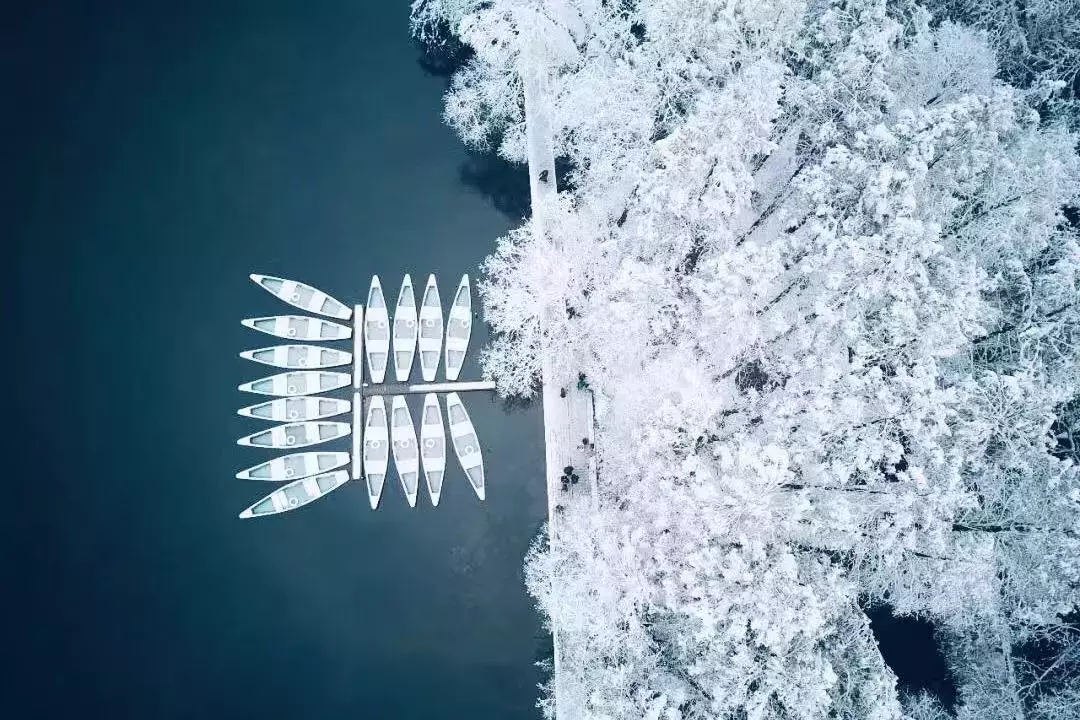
[422,0,1080,716]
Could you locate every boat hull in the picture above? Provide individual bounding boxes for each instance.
[444,275,472,381]
[446,392,484,500]
[390,396,419,507]
[420,393,447,506]
[418,274,443,382]
[364,276,390,384]
[242,316,351,342]
[238,371,351,397]
[238,470,350,518]
[363,396,389,509]
[239,344,351,369]
[393,275,418,382]
[237,396,351,422]
[237,421,350,449]
[250,274,351,320]
[236,452,350,481]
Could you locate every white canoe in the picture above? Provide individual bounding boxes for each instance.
[420,393,447,506]
[237,421,350,449]
[446,392,484,500]
[444,275,472,381]
[236,451,349,481]
[240,344,351,370]
[242,315,351,342]
[418,274,444,382]
[238,470,349,518]
[250,274,351,320]
[391,396,420,507]
[237,396,351,422]
[238,371,351,397]
[363,275,390,383]
[362,396,389,509]
[393,275,418,382]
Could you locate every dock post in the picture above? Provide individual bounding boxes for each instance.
[352,304,364,480]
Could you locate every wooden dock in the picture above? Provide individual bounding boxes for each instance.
[363,380,497,395]
[352,304,364,480]
[348,301,498,481]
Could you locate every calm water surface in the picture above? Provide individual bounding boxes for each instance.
[10,2,547,717]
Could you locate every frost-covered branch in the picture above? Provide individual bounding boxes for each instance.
[416,0,1080,717]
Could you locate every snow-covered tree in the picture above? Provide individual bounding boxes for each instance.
[934,620,1080,720]
[415,0,1080,717]
[924,0,1080,107]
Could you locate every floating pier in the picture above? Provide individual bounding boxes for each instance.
[352,303,364,481]
[362,380,496,395]
[351,391,363,481]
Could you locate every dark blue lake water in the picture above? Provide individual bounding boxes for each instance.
[10,2,547,717]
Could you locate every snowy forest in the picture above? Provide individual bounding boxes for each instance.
[411,1,1080,718]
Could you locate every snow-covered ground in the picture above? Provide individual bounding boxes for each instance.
[523,50,598,720]
[412,1,1080,718]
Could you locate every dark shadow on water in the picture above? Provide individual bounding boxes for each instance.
[867,605,956,709]
[413,18,582,222]
[532,621,554,662]
[413,18,474,79]
[499,391,539,414]
[1014,608,1080,693]
[459,152,579,221]
[460,150,532,220]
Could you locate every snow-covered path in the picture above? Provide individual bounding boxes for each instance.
[521,50,597,720]
[521,54,597,525]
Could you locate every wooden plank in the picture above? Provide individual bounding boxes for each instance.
[351,391,363,481]
[352,304,364,481]
[353,304,364,389]
[362,380,497,395]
